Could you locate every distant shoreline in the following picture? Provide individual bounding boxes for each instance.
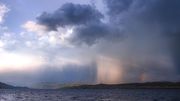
[62,82,180,89]
[1,81,180,89]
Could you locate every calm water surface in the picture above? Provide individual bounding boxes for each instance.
[0,89,180,101]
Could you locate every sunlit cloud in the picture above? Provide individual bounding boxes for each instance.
[22,21,74,47]
[22,21,47,36]
[0,50,44,73]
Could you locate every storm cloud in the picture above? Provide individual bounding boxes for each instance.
[37,3,122,45]
[37,3,103,30]
[35,0,180,83]
[103,0,180,81]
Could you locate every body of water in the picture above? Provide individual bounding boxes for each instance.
[0,89,180,101]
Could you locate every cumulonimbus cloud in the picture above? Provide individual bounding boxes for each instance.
[37,3,123,45]
[37,3,103,30]
[35,0,180,83]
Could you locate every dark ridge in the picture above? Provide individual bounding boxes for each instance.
[0,82,29,89]
[0,82,14,89]
[62,82,180,89]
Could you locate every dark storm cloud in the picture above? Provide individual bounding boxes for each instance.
[71,23,109,45]
[105,0,133,15]
[37,3,103,30]
[141,0,180,73]
[103,0,180,80]
[37,3,123,45]
[105,0,180,32]
[71,23,122,45]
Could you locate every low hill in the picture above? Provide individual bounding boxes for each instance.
[0,82,29,89]
[0,82,14,89]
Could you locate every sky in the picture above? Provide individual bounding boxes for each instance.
[0,0,180,87]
